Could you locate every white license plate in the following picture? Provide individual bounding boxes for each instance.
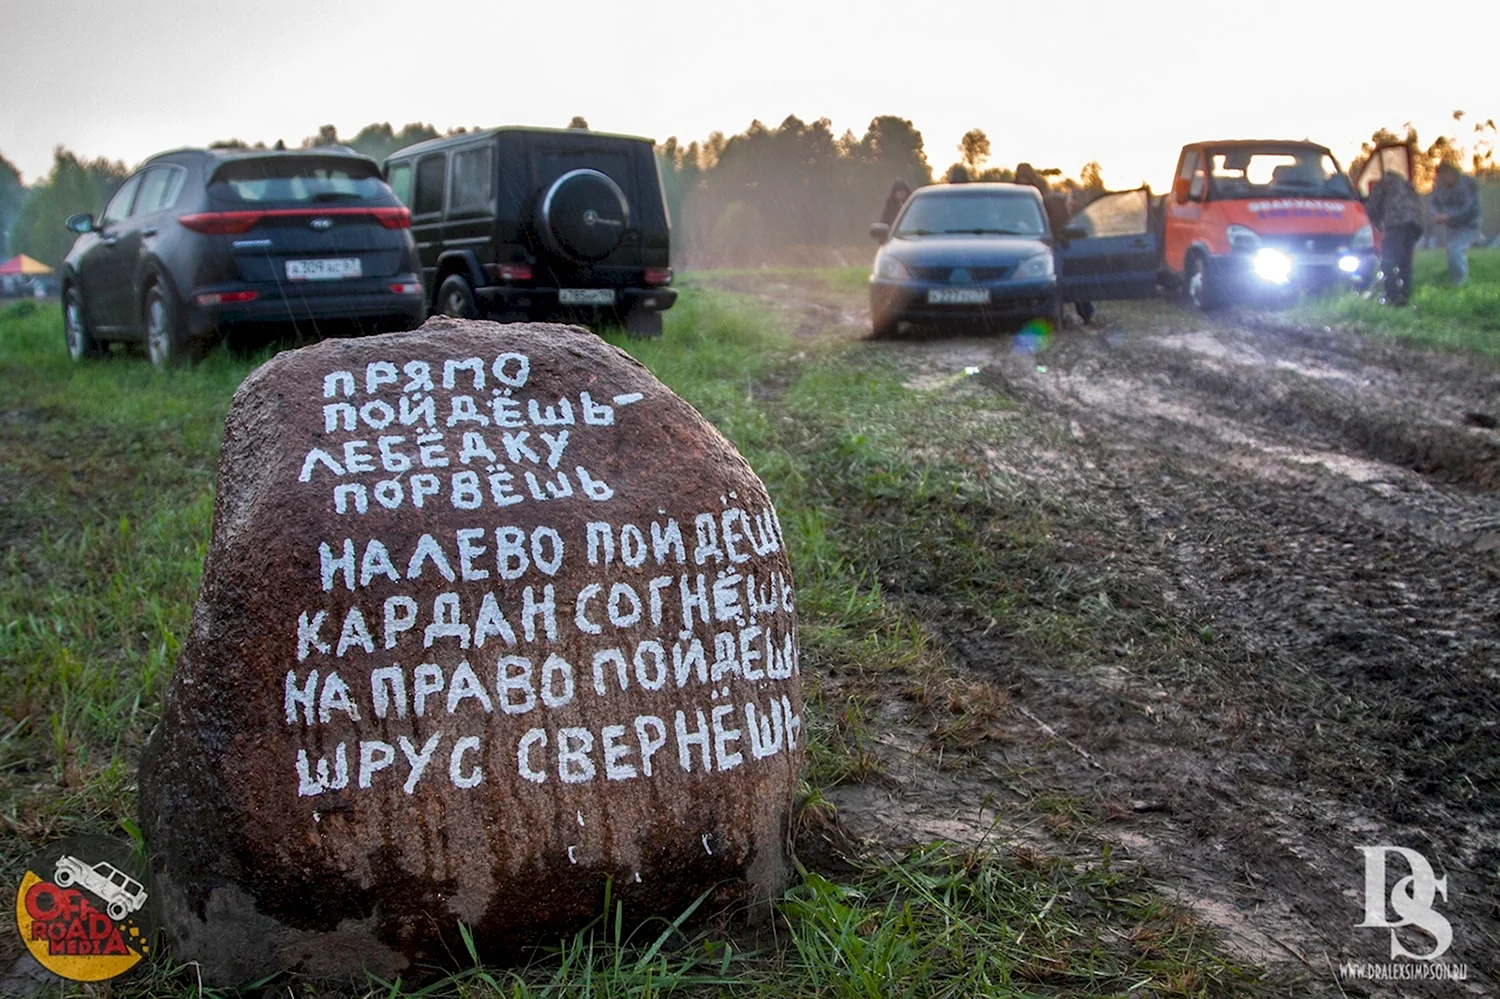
[287,258,362,281]
[928,288,990,305]
[558,288,616,306]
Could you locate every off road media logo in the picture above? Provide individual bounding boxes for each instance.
[1340,846,1469,984]
[13,835,153,982]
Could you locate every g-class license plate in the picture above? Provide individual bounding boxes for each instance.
[928,288,989,304]
[558,288,616,306]
[287,258,361,281]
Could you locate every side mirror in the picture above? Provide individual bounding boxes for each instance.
[1061,224,1088,240]
[1172,178,1191,205]
[65,213,98,234]
[869,222,890,243]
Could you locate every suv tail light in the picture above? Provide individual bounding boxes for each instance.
[370,207,411,229]
[196,291,258,305]
[179,206,411,234]
[644,267,673,286]
[179,212,262,235]
[497,263,533,281]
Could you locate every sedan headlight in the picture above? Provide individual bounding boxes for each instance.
[875,255,911,280]
[1226,224,1261,251]
[1352,224,1374,250]
[1012,253,1055,280]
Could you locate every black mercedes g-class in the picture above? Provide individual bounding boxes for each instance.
[383,126,676,336]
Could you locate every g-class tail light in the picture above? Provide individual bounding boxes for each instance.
[498,263,533,281]
[644,267,673,286]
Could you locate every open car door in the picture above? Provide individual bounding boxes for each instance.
[1353,143,1412,199]
[1055,188,1161,303]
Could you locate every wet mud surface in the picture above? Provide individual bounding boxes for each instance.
[710,274,1500,995]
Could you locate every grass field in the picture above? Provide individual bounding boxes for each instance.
[0,292,1281,996]
[1291,247,1500,357]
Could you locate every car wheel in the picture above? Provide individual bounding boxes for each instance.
[145,283,195,367]
[53,868,74,887]
[438,275,479,319]
[64,288,104,361]
[108,901,128,921]
[1075,300,1096,323]
[1185,252,1225,312]
[624,307,663,337]
[871,313,899,339]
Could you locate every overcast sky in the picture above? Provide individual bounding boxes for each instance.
[2,0,1494,191]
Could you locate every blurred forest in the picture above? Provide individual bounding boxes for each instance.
[5,112,1498,273]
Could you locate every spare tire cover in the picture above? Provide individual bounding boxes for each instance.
[539,169,630,261]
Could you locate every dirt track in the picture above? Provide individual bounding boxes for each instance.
[708,273,1500,996]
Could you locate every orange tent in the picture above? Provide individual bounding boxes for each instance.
[0,254,53,276]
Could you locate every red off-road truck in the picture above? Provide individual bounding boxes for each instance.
[1159,139,1397,310]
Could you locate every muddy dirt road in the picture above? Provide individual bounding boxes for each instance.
[708,273,1500,996]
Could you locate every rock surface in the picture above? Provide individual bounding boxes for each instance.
[138,319,803,985]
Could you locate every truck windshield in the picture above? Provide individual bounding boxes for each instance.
[1207,149,1354,200]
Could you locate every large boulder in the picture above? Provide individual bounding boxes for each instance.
[139,319,803,985]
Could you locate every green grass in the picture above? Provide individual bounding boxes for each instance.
[0,295,1281,996]
[1291,247,1500,357]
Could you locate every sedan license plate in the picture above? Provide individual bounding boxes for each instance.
[286,258,361,281]
[558,288,616,306]
[928,288,990,305]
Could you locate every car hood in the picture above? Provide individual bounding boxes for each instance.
[880,234,1052,268]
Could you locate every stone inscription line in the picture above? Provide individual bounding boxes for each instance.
[285,351,801,799]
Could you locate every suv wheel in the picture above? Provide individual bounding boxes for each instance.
[624,307,662,338]
[144,284,195,367]
[438,275,479,319]
[539,169,630,262]
[64,287,104,361]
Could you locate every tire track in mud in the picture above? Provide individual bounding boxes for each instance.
[738,275,1500,994]
[921,315,1500,996]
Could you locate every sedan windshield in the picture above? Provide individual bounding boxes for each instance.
[895,192,1046,237]
[1207,148,1354,200]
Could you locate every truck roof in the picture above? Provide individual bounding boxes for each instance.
[1187,139,1332,153]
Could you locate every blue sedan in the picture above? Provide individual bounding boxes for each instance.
[869,183,1161,336]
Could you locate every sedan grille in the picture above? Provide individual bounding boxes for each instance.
[908,265,1013,282]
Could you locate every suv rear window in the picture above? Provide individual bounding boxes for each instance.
[209,156,387,204]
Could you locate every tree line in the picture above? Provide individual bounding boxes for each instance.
[4,113,1497,273]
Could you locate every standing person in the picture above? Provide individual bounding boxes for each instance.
[1431,162,1483,285]
[945,164,971,184]
[1015,162,1050,195]
[1365,166,1425,306]
[880,179,911,225]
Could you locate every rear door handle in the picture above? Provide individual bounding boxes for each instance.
[142,227,159,237]
[102,236,118,248]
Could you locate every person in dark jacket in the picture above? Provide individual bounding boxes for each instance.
[1365,168,1425,306]
[1015,162,1050,195]
[880,179,912,225]
[1431,162,1483,284]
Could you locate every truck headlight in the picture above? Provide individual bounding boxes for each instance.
[1252,248,1292,284]
[1352,224,1374,250]
[1338,255,1361,273]
[1226,224,1261,251]
[875,255,911,280]
[1012,253,1055,280]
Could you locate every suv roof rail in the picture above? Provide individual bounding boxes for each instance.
[387,125,657,162]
